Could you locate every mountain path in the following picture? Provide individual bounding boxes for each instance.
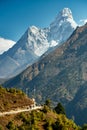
[0,106,42,117]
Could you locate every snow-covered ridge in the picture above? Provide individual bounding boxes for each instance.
[49,8,77,43]
[60,8,73,18]
[0,37,15,54]
[25,8,77,56]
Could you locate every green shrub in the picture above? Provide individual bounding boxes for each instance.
[82,124,87,130]
[43,105,50,113]
[45,99,51,108]
[0,125,2,130]
[6,121,15,130]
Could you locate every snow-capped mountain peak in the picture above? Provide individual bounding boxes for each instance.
[49,8,77,43]
[50,8,77,28]
[0,8,77,78]
[29,26,39,34]
[27,26,49,56]
[59,8,77,29]
[60,8,73,18]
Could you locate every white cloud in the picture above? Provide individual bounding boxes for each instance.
[79,19,87,26]
[0,37,16,54]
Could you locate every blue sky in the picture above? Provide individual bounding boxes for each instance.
[0,0,87,41]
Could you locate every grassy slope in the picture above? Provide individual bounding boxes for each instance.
[0,108,80,130]
[0,86,34,112]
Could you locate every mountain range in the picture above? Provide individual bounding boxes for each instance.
[1,7,87,125]
[0,8,77,78]
[4,23,87,125]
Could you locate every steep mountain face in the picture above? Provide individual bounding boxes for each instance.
[4,23,87,125]
[48,8,77,44]
[0,8,77,78]
[67,83,87,125]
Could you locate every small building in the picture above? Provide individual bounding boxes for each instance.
[32,98,36,107]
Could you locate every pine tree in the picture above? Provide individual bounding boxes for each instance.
[54,103,66,115]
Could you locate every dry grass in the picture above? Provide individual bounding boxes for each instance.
[0,87,34,112]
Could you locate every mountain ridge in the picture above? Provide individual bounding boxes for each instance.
[0,8,77,78]
[4,23,87,125]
